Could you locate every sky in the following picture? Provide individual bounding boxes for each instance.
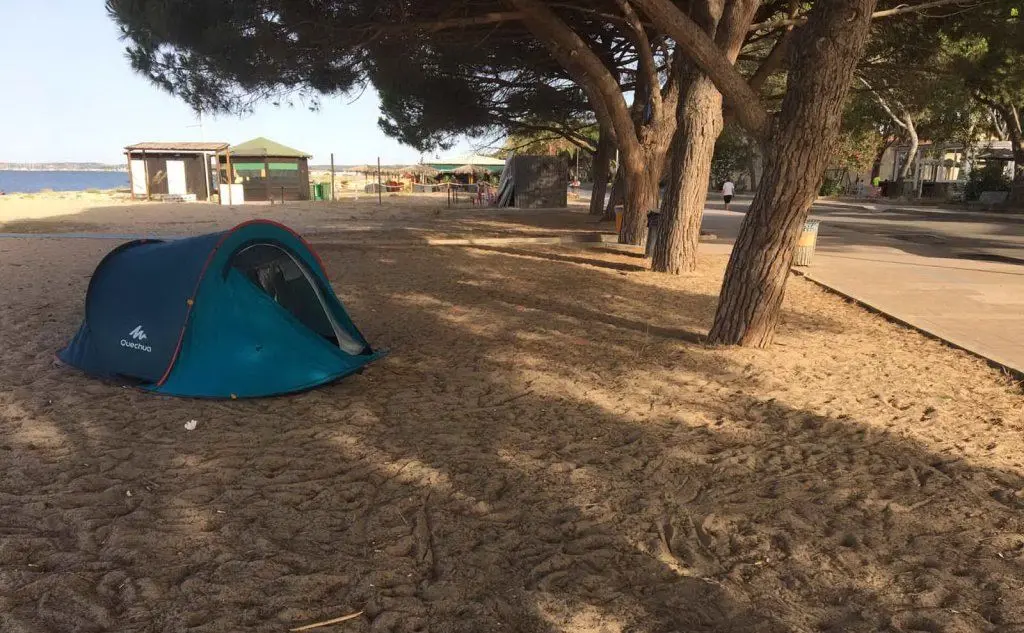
[0,1,477,165]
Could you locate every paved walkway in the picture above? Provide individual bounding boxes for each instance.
[799,236,1024,376]
[696,202,1024,375]
[815,197,1024,219]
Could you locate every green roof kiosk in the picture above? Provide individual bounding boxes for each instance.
[220,137,312,202]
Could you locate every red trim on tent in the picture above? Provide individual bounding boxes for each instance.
[154,220,329,387]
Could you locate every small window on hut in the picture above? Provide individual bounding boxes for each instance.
[233,162,266,182]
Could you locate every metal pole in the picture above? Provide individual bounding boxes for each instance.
[264,158,271,202]
[225,149,234,205]
[202,153,211,202]
[330,152,335,201]
[142,150,151,200]
[377,156,382,205]
[917,151,925,195]
[126,151,135,200]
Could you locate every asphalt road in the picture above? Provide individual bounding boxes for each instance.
[692,196,1024,374]
[699,196,1024,264]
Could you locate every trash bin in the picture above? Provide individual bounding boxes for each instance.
[645,211,662,258]
[614,205,624,234]
[793,220,820,266]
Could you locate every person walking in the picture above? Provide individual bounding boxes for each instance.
[721,178,735,210]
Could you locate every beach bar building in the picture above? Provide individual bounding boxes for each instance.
[424,153,506,177]
[218,137,312,202]
[125,142,229,201]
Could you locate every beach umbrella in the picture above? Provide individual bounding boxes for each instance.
[403,164,440,176]
[452,164,485,175]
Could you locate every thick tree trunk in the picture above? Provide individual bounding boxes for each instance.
[509,0,682,246]
[859,79,918,194]
[631,0,771,139]
[1005,107,1024,205]
[708,0,878,347]
[618,106,676,244]
[604,163,624,220]
[652,72,723,273]
[616,74,678,244]
[870,140,892,181]
[1012,143,1024,183]
[646,0,757,272]
[746,144,760,190]
[1011,143,1024,206]
[620,155,662,245]
[983,102,1024,204]
[589,130,614,216]
[897,118,919,192]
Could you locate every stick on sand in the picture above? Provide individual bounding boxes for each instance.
[289,611,364,631]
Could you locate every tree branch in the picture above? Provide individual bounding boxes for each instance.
[746,0,798,92]
[512,122,599,152]
[749,0,984,31]
[747,29,792,92]
[871,0,986,19]
[614,0,663,117]
[659,45,685,115]
[990,107,1010,140]
[980,98,1023,156]
[360,11,525,34]
[549,2,656,28]
[1010,104,1023,138]
[630,0,772,139]
[506,0,641,158]
[500,133,569,153]
[858,77,911,131]
[422,11,524,31]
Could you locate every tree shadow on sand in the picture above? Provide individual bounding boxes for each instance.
[1,239,1023,632]
[466,245,650,274]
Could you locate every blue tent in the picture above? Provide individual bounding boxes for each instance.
[59,220,382,398]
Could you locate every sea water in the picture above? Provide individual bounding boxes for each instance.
[0,170,129,194]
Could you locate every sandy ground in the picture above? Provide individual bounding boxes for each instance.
[1,196,1023,632]
[0,191,136,221]
[0,193,597,242]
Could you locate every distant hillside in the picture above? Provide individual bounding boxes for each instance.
[0,162,126,172]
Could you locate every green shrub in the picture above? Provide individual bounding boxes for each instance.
[964,162,1010,201]
[819,175,845,197]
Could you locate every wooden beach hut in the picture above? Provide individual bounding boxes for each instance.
[218,137,312,202]
[424,154,505,177]
[125,142,229,201]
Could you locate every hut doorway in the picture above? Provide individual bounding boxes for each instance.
[167,161,187,195]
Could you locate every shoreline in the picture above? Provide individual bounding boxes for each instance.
[0,168,127,173]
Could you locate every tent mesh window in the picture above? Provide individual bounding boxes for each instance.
[228,243,365,354]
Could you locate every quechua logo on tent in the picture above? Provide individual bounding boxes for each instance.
[121,325,153,352]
